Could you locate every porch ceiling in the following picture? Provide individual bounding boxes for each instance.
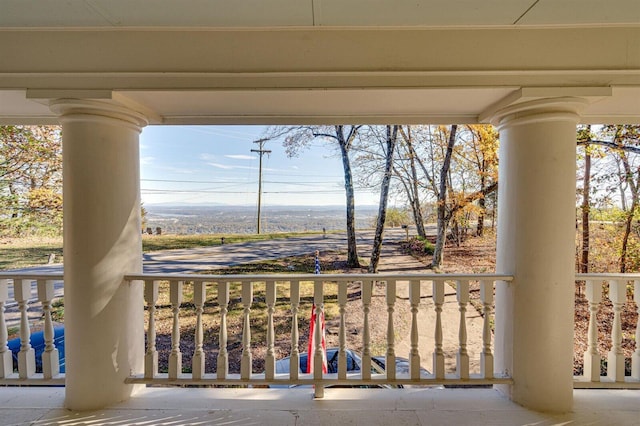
[3,85,638,126]
[0,1,639,125]
[2,0,639,27]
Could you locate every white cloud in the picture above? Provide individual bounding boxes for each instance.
[208,163,263,171]
[208,162,235,170]
[225,154,254,160]
[140,156,155,165]
[199,153,217,161]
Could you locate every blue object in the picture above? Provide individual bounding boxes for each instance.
[7,327,65,374]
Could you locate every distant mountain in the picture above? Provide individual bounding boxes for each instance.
[146,203,378,210]
[145,204,378,235]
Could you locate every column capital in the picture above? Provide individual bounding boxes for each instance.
[489,97,588,131]
[50,99,148,133]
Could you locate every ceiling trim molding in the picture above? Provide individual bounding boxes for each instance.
[26,89,113,99]
[1,23,639,32]
[4,69,640,79]
[160,114,481,126]
[479,86,613,123]
[1,71,638,93]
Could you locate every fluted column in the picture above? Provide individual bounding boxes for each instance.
[492,97,586,413]
[50,99,147,410]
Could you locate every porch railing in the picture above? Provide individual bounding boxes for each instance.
[0,273,65,385]
[124,273,513,396]
[9,272,639,392]
[574,273,640,388]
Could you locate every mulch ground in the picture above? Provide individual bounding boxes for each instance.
[404,231,639,376]
[152,253,407,375]
[144,229,640,377]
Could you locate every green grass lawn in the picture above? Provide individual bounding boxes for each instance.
[140,231,322,252]
[0,237,64,270]
[0,231,324,271]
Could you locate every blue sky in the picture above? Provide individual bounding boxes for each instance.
[139,125,380,206]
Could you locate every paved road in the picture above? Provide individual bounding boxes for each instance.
[142,228,413,273]
[7,227,423,275]
[3,227,432,306]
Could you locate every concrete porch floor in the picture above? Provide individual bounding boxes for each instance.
[0,387,638,425]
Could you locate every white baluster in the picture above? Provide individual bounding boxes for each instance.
[362,280,372,380]
[409,280,421,380]
[480,280,494,379]
[217,282,230,379]
[313,279,325,398]
[456,280,470,379]
[192,281,206,379]
[265,281,276,380]
[607,280,626,382]
[168,280,183,380]
[0,279,13,378]
[433,280,445,379]
[15,279,35,378]
[37,280,59,378]
[338,281,348,380]
[386,280,396,381]
[241,281,253,380]
[633,280,640,380]
[290,280,300,380]
[144,280,159,379]
[584,280,602,381]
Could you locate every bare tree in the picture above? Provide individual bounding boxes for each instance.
[432,125,457,268]
[395,126,427,238]
[265,125,362,267]
[578,125,593,273]
[608,125,640,272]
[368,125,398,272]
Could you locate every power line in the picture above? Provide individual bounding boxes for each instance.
[141,189,257,194]
[142,178,344,186]
[141,188,369,194]
[142,178,252,184]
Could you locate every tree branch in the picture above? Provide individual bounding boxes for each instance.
[578,139,640,154]
[445,182,499,222]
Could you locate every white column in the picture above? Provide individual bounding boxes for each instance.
[50,99,147,410]
[492,97,586,413]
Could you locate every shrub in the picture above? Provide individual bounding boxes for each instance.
[419,237,435,255]
[370,207,410,228]
[405,236,434,255]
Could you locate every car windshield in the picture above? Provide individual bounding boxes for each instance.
[275,348,387,374]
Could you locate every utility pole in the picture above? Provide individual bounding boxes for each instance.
[251,138,271,234]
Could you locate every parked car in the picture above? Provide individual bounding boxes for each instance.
[272,347,431,388]
[7,327,65,374]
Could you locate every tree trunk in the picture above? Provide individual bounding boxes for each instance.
[410,196,426,239]
[621,211,632,272]
[491,192,496,231]
[369,126,397,273]
[338,128,360,268]
[616,125,639,273]
[476,170,486,237]
[580,148,591,273]
[396,173,426,239]
[476,195,485,237]
[433,125,457,268]
[406,130,427,238]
